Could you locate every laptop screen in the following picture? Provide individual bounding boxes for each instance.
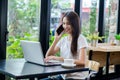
[20,40,61,66]
[20,40,45,65]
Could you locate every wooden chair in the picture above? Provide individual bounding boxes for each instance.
[85,60,100,80]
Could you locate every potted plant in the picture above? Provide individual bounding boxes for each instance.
[114,34,120,46]
[86,32,105,47]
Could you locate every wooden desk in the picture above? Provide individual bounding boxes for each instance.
[0,59,88,80]
[88,43,120,75]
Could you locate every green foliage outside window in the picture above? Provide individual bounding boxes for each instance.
[82,1,98,39]
[89,1,97,34]
[7,0,40,59]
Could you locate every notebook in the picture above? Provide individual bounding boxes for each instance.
[20,40,61,66]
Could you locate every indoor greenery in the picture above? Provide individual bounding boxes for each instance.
[114,34,120,46]
[115,34,120,40]
[86,32,105,42]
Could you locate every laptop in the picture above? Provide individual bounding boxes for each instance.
[20,40,61,66]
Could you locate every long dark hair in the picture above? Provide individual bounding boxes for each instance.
[62,11,81,56]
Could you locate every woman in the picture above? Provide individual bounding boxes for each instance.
[45,11,88,80]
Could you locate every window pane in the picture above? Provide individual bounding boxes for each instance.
[50,0,75,44]
[104,0,118,43]
[81,0,99,39]
[7,0,41,59]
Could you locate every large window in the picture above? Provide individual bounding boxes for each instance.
[7,0,41,59]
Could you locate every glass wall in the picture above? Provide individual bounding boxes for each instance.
[6,0,119,59]
[104,0,118,43]
[7,0,41,59]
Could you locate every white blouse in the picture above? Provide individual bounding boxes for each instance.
[56,34,88,79]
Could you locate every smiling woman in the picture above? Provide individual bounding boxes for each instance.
[44,11,88,80]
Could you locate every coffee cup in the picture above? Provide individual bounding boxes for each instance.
[64,59,74,65]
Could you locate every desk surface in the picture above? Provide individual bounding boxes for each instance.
[88,43,120,52]
[0,59,88,79]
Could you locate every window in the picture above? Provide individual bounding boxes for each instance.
[7,0,41,59]
[104,0,118,43]
[81,0,99,38]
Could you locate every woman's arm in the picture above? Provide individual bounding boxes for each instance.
[45,39,64,62]
[74,47,87,66]
[45,31,64,62]
[45,39,60,57]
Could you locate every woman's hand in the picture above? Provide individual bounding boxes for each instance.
[54,31,64,41]
[44,55,58,62]
[54,24,65,41]
[44,55,64,62]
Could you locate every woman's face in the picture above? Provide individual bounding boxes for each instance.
[62,17,72,34]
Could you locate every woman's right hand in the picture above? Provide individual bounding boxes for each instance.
[44,55,59,62]
[54,31,64,41]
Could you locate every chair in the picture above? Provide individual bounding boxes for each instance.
[85,60,100,80]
